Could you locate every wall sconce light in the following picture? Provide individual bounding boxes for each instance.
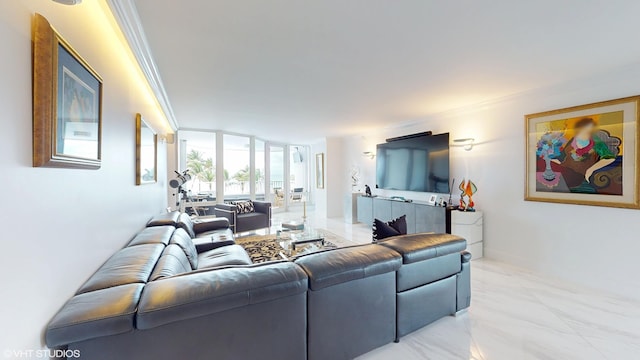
[452,138,475,151]
[51,0,83,5]
[362,151,375,159]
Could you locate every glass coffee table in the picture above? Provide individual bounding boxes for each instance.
[276,228,328,259]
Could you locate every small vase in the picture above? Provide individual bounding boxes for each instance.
[542,156,556,181]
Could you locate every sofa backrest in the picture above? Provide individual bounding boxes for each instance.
[76,244,165,295]
[169,228,198,269]
[128,225,175,247]
[150,244,193,281]
[176,212,196,238]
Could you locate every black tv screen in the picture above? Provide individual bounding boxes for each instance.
[376,133,450,193]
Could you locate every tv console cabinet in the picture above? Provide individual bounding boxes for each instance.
[356,196,483,259]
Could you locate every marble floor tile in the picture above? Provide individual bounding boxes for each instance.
[274,210,640,359]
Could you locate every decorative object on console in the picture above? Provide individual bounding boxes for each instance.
[136,114,157,185]
[33,14,103,169]
[525,96,640,209]
[365,184,372,197]
[428,194,437,205]
[458,179,478,211]
[315,153,325,189]
[372,215,408,242]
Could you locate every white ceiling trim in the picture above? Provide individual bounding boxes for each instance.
[105,0,179,131]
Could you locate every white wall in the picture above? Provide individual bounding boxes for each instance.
[345,63,640,301]
[0,0,170,353]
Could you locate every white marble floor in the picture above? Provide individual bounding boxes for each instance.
[274,210,640,360]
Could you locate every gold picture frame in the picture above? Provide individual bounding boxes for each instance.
[525,96,640,209]
[316,153,325,189]
[136,114,157,185]
[32,14,103,169]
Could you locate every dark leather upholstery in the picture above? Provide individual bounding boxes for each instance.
[457,251,472,311]
[76,244,164,294]
[169,228,199,269]
[149,244,192,281]
[295,244,402,290]
[296,245,401,360]
[137,261,307,329]
[397,275,457,338]
[193,217,229,233]
[395,253,461,292]
[176,212,196,238]
[377,233,466,264]
[46,283,144,348]
[127,225,174,247]
[197,244,252,268]
[214,201,271,233]
[146,211,180,227]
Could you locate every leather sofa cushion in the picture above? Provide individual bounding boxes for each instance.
[127,226,175,247]
[147,211,180,227]
[46,283,144,348]
[295,244,402,291]
[136,262,307,330]
[236,212,268,233]
[150,244,192,281]
[177,212,196,238]
[396,253,461,292]
[76,244,164,294]
[377,233,466,264]
[197,245,252,269]
[169,228,199,269]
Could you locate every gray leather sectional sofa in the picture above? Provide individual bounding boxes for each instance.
[45,212,471,360]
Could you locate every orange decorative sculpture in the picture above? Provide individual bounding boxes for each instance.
[458,179,478,211]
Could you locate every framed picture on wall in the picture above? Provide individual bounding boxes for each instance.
[32,14,103,169]
[525,95,640,209]
[136,114,157,185]
[316,153,325,189]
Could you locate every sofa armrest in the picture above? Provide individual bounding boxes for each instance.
[213,205,236,228]
[193,218,230,235]
[461,251,472,263]
[136,262,308,330]
[377,233,467,264]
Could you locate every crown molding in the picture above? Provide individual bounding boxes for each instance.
[105,0,179,131]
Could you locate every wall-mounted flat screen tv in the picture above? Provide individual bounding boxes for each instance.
[376,133,450,193]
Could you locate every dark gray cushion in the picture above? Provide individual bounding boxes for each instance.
[377,233,466,264]
[150,244,192,281]
[177,212,196,238]
[46,284,144,347]
[136,262,308,330]
[147,211,180,227]
[76,244,164,294]
[197,245,252,269]
[169,228,199,269]
[127,226,175,247]
[295,244,402,290]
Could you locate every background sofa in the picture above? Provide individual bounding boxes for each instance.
[45,211,470,360]
[214,200,271,233]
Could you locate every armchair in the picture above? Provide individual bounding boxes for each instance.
[214,201,272,233]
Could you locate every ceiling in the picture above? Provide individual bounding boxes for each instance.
[132,0,640,143]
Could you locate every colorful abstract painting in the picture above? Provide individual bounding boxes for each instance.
[526,97,640,209]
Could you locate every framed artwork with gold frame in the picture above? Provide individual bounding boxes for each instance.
[316,153,325,189]
[525,96,640,209]
[136,114,157,185]
[33,13,103,169]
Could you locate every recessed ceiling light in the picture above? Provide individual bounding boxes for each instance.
[51,0,82,5]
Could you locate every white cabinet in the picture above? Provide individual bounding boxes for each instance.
[450,211,483,260]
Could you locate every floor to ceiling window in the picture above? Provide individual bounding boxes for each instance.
[177,131,309,211]
[255,139,265,201]
[223,134,250,201]
[269,145,285,209]
[178,131,216,200]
